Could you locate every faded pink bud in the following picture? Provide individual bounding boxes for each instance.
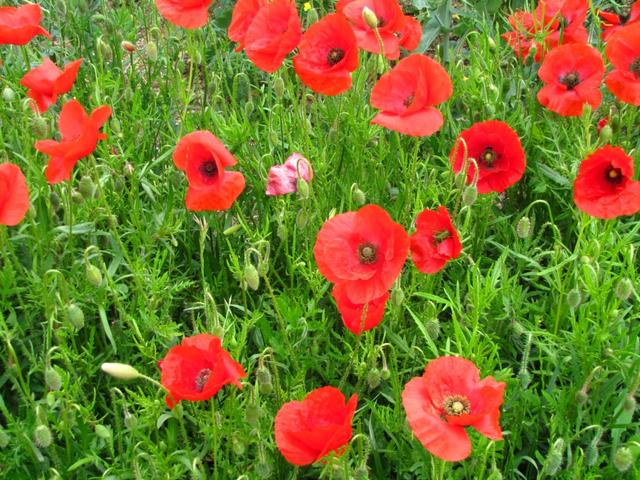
[266,153,313,196]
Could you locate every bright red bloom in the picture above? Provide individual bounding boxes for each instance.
[228,0,267,52]
[20,58,82,113]
[370,54,452,137]
[159,334,246,408]
[173,131,245,211]
[537,43,604,117]
[605,23,640,106]
[332,282,388,335]
[155,0,213,29]
[402,356,506,462]
[314,204,409,304]
[239,0,302,73]
[501,11,538,61]
[35,100,111,184]
[0,4,50,45]
[274,386,357,466]
[293,14,359,96]
[573,145,640,219]
[597,116,609,133]
[450,120,526,194]
[0,163,30,227]
[338,0,421,60]
[410,207,461,274]
[599,1,640,41]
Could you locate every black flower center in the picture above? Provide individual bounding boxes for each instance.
[327,48,346,66]
[619,8,630,24]
[631,58,640,79]
[358,242,378,264]
[558,15,569,28]
[194,368,212,392]
[561,72,580,90]
[443,395,471,416]
[403,94,415,108]
[200,161,218,178]
[481,147,497,166]
[377,18,386,27]
[605,166,624,185]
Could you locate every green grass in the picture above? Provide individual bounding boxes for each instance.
[1,0,639,478]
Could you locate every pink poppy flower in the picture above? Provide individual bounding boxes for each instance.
[266,153,313,196]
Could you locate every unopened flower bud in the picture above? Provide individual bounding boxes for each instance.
[391,286,404,307]
[256,366,272,387]
[246,403,261,426]
[566,288,582,309]
[145,41,158,63]
[232,434,246,455]
[2,86,15,102]
[296,209,309,229]
[462,185,478,206]
[362,6,378,29]
[78,176,95,199]
[244,99,255,117]
[599,124,613,143]
[124,411,138,429]
[487,36,497,50]
[49,191,61,211]
[574,388,588,405]
[71,190,84,204]
[45,368,62,391]
[95,424,112,440]
[613,447,633,472]
[380,366,390,381]
[425,318,440,339]
[101,362,140,380]
[296,178,310,199]
[85,263,103,287]
[353,185,366,206]
[615,278,633,301]
[0,429,8,449]
[97,37,113,61]
[307,7,319,24]
[33,425,52,448]
[367,368,382,389]
[121,40,136,52]
[354,465,369,480]
[243,264,260,291]
[544,438,565,476]
[31,116,48,138]
[516,216,531,239]
[273,76,285,98]
[65,303,85,330]
[623,394,636,414]
[255,461,272,479]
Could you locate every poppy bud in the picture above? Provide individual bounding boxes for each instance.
[2,86,15,102]
[277,223,287,241]
[586,428,602,467]
[390,286,404,307]
[243,264,260,291]
[0,429,9,449]
[544,438,565,476]
[113,177,125,192]
[223,224,241,236]
[485,104,496,116]
[462,185,478,206]
[516,216,531,238]
[97,37,113,61]
[623,394,636,414]
[296,178,310,199]
[425,318,440,339]
[255,461,272,479]
[101,362,140,380]
[78,176,95,199]
[380,366,390,381]
[244,99,255,117]
[121,40,136,52]
[95,424,112,440]
[613,447,633,472]
[49,191,61,211]
[85,263,103,287]
[45,368,62,391]
[307,7,319,24]
[71,190,84,204]
[362,6,378,29]
[566,288,582,309]
[110,117,122,135]
[615,278,633,301]
[245,403,262,426]
[31,116,48,138]
[145,41,158,63]
[486,469,502,480]
[256,366,272,388]
[367,368,382,389]
[234,72,250,101]
[353,185,366,206]
[124,411,138,429]
[232,435,246,455]
[273,76,285,98]
[33,425,53,448]
[354,465,369,480]
[487,37,497,51]
[599,124,612,143]
[65,303,85,330]
[211,324,225,338]
[519,369,531,388]
[574,388,588,405]
[296,209,309,229]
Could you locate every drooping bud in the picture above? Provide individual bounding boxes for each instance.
[353,185,366,206]
[145,41,158,63]
[124,411,138,429]
[273,76,285,98]
[2,86,15,102]
[585,427,602,467]
[362,6,378,29]
[45,368,62,391]
[544,438,565,476]
[380,366,390,381]
[33,425,53,448]
[574,388,588,405]
[367,368,382,389]
[243,264,260,291]
[462,185,478,206]
[85,263,103,287]
[599,124,613,143]
[31,116,48,138]
[516,216,531,239]
[425,318,440,339]
[245,403,262,426]
[95,424,112,440]
[121,40,136,52]
[101,362,140,380]
[296,178,310,199]
[623,394,636,414]
[613,447,634,472]
[71,190,84,204]
[97,37,113,61]
[0,429,9,448]
[256,366,273,395]
[566,288,582,309]
[78,176,96,199]
[65,303,85,330]
[615,278,633,302]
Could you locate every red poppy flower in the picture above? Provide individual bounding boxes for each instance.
[370,54,452,137]
[274,386,357,466]
[0,3,50,45]
[597,116,609,133]
[155,0,212,29]
[410,207,461,274]
[0,163,30,227]
[599,1,640,41]
[332,282,388,335]
[35,99,112,184]
[573,145,640,219]
[338,0,420,60]
[20,58,82,113]
[604,23,640,106]
[537,43,604,117]
[314,204,409,304]
[501,11,538,61]
[173,130,246,211]
[450,120,526,194]
[228,0,267,52]
[159,334,246,408]
[534,0,588,52]
[402,356,506,462]
[239,0,302,73]
[292,13,359,96]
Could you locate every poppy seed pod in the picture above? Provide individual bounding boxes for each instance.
[101,362,141,380]
[361,6,378,30]
[65,303,85,329]
[613,447,634,472]
[85,263,103,287]
[33,425,53,448]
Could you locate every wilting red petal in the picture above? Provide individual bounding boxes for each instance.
[155,0,212,29]
[0,163,30,226]
[410,206,461,274]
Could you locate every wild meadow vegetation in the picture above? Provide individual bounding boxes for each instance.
[1,0,639,478]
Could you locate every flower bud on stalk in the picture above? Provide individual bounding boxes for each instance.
[2,86,15,102]
[85,263,103,287]
[121,40,136,52]
[599,124,612,143]
[362,6,378,29]
[0,429,9,448]
[33,425,53,448]
[65,303,85,330]
[613,447,634,472]
[544,438,565,476]
[101,363,141,380]
[273,77,285,98]
[516,216,531,238]
[243,264,260,291]
[566,288,582,309]
[145,41,158,63]
[462,185,477,206]
[45,367,62,391]
[615,278,633,301]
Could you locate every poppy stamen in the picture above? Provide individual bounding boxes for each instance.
[480,147,497,166]
[200,161,218,178]
[631,58,640,79]
[358,242,378,264]
[605,165,624,185]
[194,368,212,392]
[443,395,471,416]
[327,48,346,66]
[560,72,580,90]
